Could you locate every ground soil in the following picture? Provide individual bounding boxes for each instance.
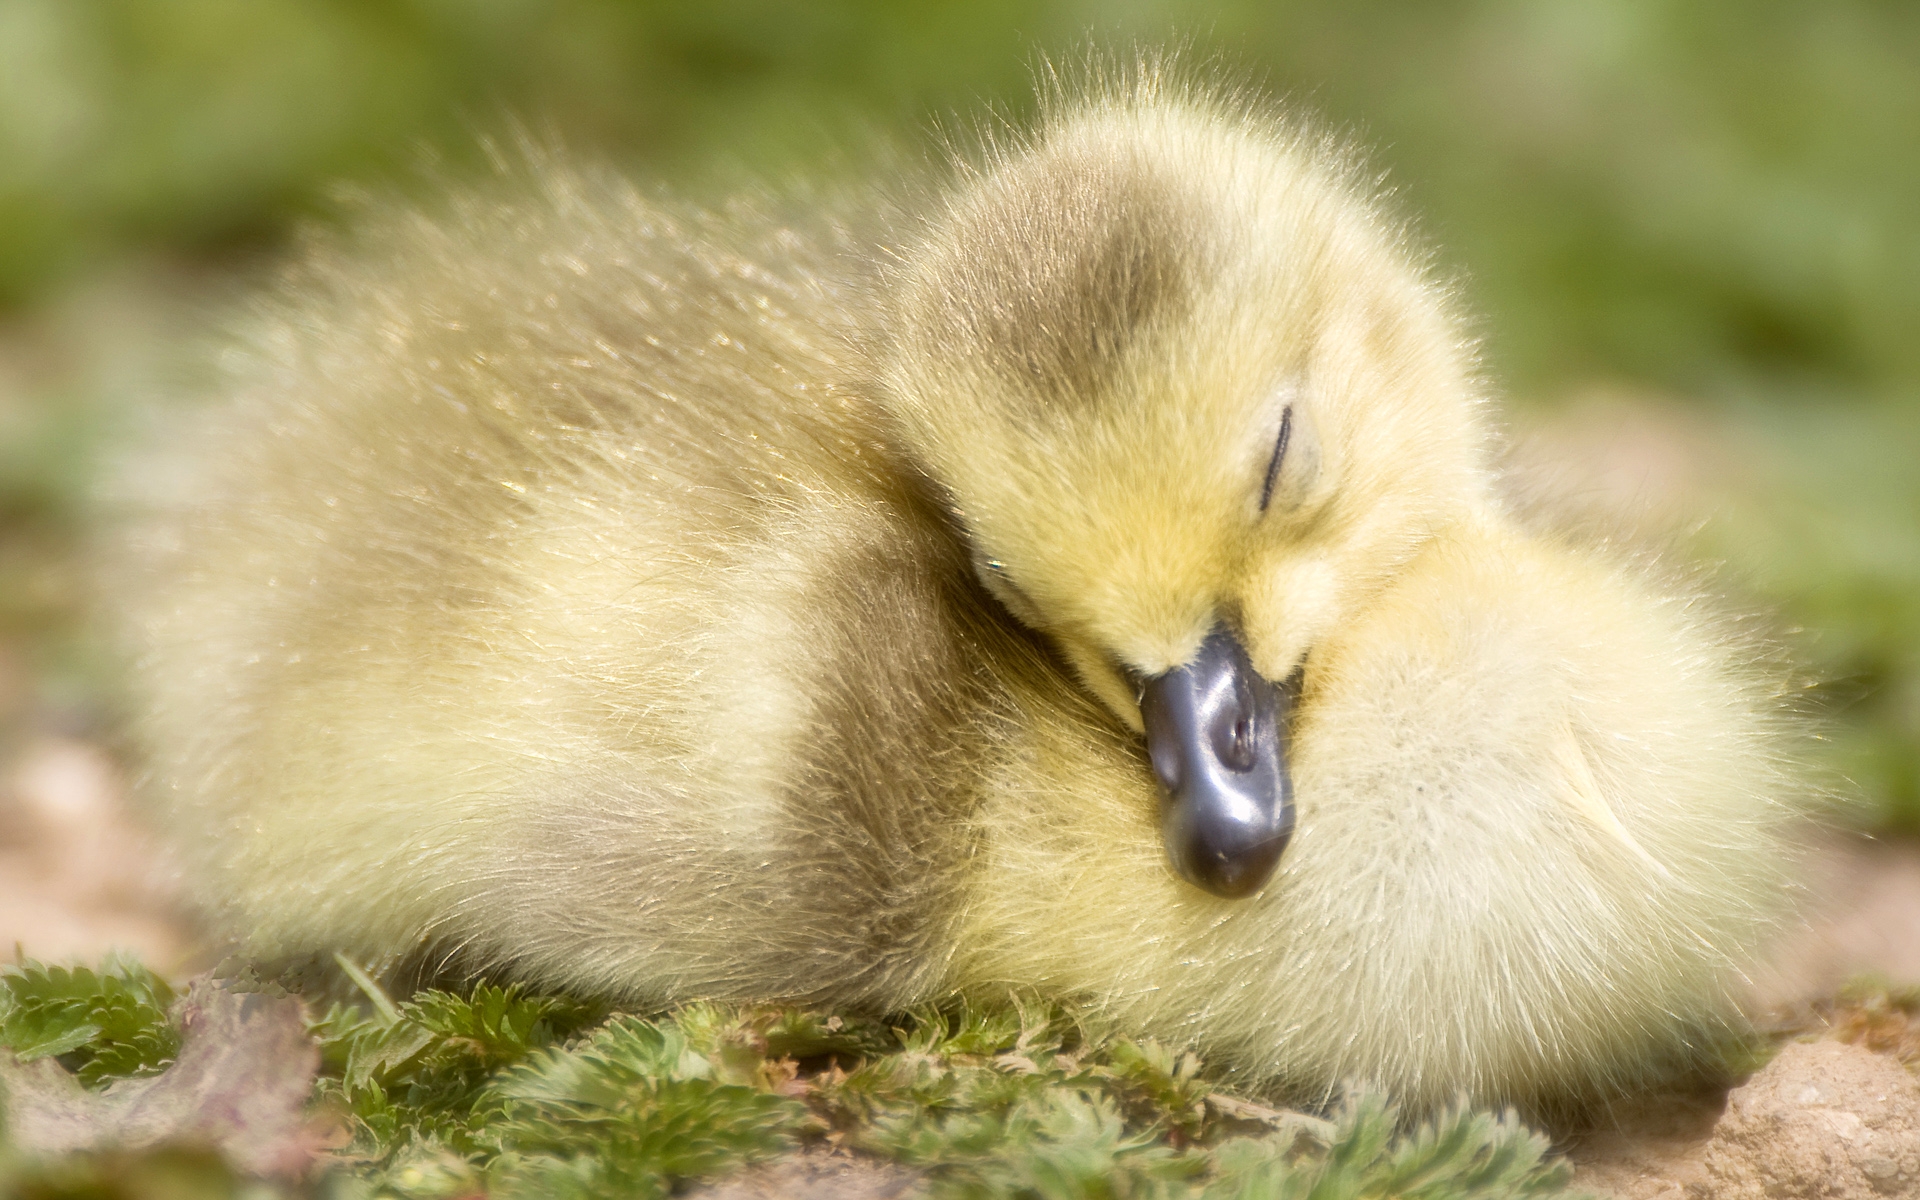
[1569,1039,1920,1200]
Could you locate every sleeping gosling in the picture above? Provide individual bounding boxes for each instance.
[109,62,1804,1114]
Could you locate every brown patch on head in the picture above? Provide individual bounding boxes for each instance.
[927,142,1203,411]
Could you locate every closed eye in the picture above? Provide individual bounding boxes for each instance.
[976,557,1044,627]
[1258,405,1294,514]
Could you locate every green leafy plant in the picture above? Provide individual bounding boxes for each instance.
[317,968,605,1156]
[0,951,178,1088]
[479,1016,811,1199]
[0,958,1580,1200]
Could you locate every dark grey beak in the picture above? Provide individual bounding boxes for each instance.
[1139,624,1297,898]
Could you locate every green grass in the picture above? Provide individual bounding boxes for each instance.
[0,956,1578,1200]
[5,0,1917,404]
[1695,398,1920,829]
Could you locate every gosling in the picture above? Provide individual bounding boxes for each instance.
[110,62,1804,1114]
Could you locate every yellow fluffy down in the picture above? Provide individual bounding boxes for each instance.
[106,57,1808,1115]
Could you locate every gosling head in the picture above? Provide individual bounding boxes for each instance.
[879,72,1493,898]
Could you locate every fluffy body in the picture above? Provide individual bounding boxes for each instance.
[113,66,1801,1113]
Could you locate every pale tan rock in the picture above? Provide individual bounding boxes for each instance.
[1703,1040,1920,1200]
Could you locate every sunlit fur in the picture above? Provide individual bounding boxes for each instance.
[110,60,1803,1115]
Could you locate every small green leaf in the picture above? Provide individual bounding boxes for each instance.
[0,955,180,1088]
[8,1019,102,1061]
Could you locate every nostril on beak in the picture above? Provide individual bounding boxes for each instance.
[1226,717,1254,770]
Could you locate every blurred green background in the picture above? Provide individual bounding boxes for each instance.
[0,0,1914,825]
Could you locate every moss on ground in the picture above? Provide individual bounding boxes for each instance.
[0,954,1579,1200]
